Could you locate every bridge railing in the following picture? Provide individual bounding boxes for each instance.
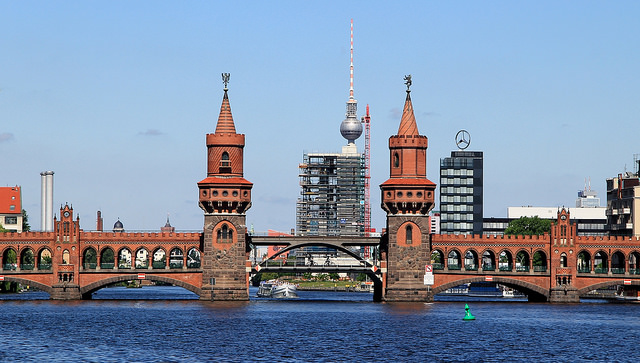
[257,259,372,269]
[434,264,550,273]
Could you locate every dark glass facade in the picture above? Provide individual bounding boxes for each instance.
[439,151,483,235]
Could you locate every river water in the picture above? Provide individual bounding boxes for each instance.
[1,286,638,362]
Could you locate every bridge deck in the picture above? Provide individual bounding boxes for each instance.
[249,236,380,246]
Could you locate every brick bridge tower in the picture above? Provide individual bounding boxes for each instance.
[549,207,580,302]
[198,74,253,300]
[51,203,82,299]
[380,76,436,301]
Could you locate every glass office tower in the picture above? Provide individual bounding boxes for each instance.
[439,151,483,235]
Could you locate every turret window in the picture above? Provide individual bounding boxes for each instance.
[220,151,231,173]
[406,225,413,244]
[217,224,234,243]
[393,153,399,168]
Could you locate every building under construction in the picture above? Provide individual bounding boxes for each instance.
[297,147,365,236]
[295,19,369,238]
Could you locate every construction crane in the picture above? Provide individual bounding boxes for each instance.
[362,104,371,242]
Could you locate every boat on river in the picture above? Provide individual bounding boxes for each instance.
[257,280,298,298]
[615,288,640,302]
[467,282,503,297]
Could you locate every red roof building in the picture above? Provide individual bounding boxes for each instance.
[0,186,23,232]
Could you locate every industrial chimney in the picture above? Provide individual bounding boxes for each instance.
[40,171,54,231]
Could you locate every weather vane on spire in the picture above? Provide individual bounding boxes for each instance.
[222,73,230,90]
[404,74,412,91]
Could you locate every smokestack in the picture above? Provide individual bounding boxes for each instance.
[97,210,103,231]
[40,172,46,231]
[40,171,54,231]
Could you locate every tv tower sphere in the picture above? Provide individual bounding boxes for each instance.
[340,114,362,144]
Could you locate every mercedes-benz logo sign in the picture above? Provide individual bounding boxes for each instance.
[455,130,471,150]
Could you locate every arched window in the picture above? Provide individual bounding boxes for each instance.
[405,225,412,245]
[220,151,231,172]
[560,253,567,268]
[393,152,399,168]
[217,224,233,243]
[62,250,70,265]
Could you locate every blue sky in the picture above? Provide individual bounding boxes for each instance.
[1,1,639,232]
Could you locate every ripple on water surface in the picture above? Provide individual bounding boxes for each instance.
[1,287,639,362]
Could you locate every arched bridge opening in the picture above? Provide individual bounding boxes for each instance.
[578,280,640,300]
[0,276,53,297]
[250,238,383,300]
[434,276,549,302]
[254,242,380,280]
[79,274,202,300]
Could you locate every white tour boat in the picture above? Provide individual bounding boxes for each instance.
[257,280,298,298]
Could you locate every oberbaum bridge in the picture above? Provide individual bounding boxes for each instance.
[2,77,640,303]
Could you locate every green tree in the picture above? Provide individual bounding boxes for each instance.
[102,248,114,263]
[533,251,545,267]
[5,249,17,264]
[84,249,97,264]
[261,272,279,281]
[22,209,30,231]
[431,251,442,264]
[328,273,340,280]
[0,223,8,233]
[21,249,34,265]
[504,216,551,236]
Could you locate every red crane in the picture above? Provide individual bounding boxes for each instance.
[362,104,371,241]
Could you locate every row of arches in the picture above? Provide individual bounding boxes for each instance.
[82,247,201,270]
[576,250,640,274]
[2,247,52,271]
[432,248,640,275]
[431,249,548,272]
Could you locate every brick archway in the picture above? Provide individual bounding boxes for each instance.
[577,280,640,296]
[433,276,549,301]
[0,276,53,295]
[79,275,202,299]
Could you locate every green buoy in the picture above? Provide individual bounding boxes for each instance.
[463,303,475,320]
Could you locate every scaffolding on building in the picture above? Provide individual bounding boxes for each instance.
[296,152,365,237]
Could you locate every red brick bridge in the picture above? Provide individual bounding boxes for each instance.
[3,80,639,302]
[0,204,203,299]
[430,207,640,302]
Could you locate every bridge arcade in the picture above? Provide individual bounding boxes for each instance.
[3,77,640,301]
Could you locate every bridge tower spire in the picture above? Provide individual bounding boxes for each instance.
[198,73,253,301]
[549,208,580,302]
[380,75,436,301]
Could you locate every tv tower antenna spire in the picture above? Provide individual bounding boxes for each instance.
[349,18,354,100]
[340,18,362,144]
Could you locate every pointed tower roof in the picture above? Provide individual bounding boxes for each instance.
[214,88,237,134]
[397,90,419,137]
